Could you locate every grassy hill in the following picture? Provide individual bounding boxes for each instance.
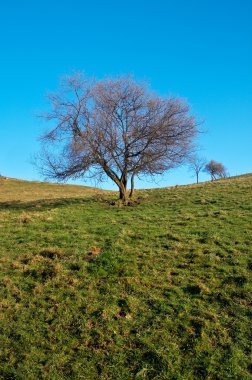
[0,175,251,379]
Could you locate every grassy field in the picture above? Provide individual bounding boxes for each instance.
[0,175,251,379]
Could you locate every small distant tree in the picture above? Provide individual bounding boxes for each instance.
[205,160,227,181]
[188,155,206,183]
[37,73,198,202]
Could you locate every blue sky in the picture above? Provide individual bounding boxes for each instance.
[0,0,251,189]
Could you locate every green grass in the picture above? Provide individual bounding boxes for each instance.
[0,175,251,379]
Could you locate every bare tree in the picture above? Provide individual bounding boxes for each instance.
[37,73,198,202]
[188,155,207,183]
[205,160,227,181]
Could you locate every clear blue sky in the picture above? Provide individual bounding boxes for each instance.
[0,0,251,189]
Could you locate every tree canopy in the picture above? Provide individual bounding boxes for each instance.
[38,74,198,202]
[205,160,227,181]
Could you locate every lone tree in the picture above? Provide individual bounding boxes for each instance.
[205,160,227,181]
[38,74,198,202]
[188,155,207,184]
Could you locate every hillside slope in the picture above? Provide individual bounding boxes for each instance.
[0,175,251,379]
[0,177,106,203]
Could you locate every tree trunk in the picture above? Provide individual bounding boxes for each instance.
[119,186,127,202]
[118,177,127,203]
[129,174,135,198]
[196,172,199,184]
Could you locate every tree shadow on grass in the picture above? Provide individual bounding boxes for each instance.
[0,197,97,212]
